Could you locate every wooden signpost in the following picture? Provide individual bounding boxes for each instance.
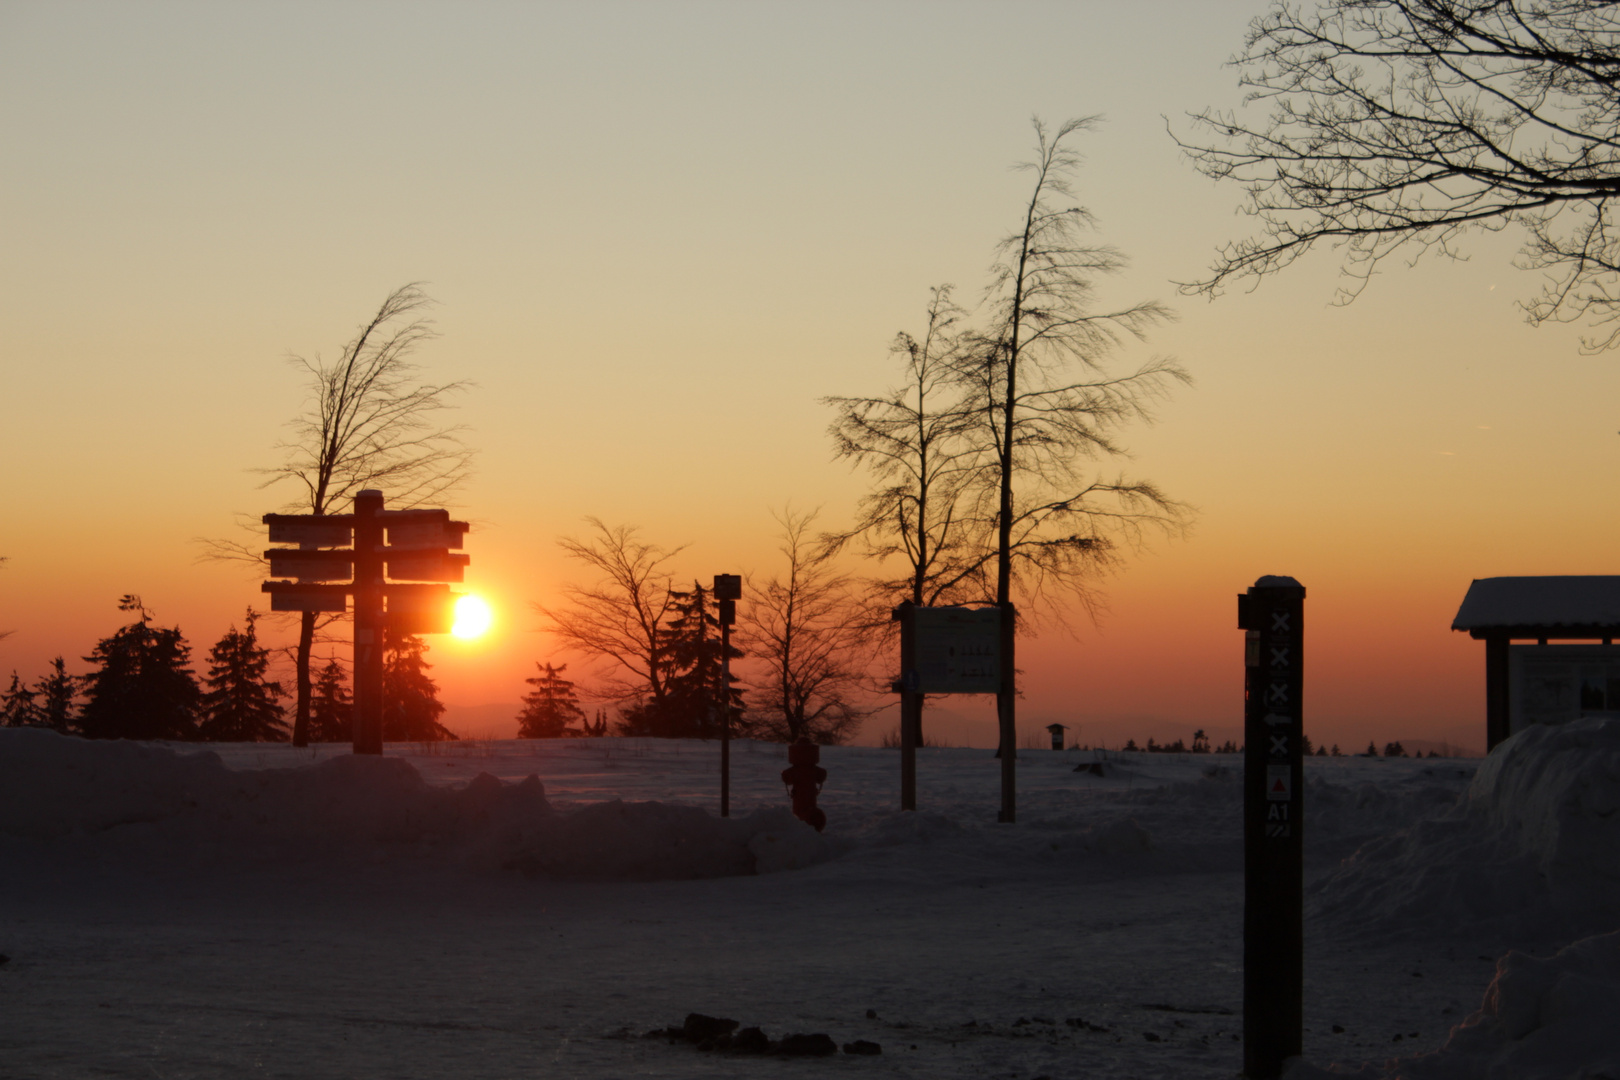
[261,490,469,755]
[1237,576,1306,1080]
[891,602,1010,815]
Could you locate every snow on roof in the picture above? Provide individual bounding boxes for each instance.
[1451,576,1620,631]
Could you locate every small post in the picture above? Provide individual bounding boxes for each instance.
[893,602,918,811]
[997,602,1016,824]
[1484,634,1511,750]
[1237,576,1305,1079]
[352,490,386,755]
[714,574,741,818]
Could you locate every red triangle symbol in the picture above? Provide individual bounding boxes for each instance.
[1270,778,1286,793]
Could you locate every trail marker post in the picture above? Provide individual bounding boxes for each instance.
[714,573,741,818]
[261,490,469,755]
[1237,575,1305,1079]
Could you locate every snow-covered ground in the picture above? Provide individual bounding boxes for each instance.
[3,722,1618,1079]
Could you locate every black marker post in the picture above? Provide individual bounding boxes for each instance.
[1238,575,1305,1079]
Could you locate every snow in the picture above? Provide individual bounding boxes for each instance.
[1450,576,1620,630]
[3,727,1618,1078]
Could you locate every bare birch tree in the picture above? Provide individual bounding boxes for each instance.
[742,508,874,744]
[962,117,1191,813]
[534,519,686,719]
[214,284,473,746]
[824,286,989,612]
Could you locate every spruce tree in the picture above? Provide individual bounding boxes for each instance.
[659,581,743,738]
[198,609,288,742]
[32,657,78,733]
[382,632,455,742]
[1,672,39,727]
[308,657,352,743]
[80,596,200,741]
[517,662,586,738]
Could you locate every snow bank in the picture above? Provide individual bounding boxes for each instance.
[0,728,831,880]
[1310,718,1620,939]
[1285,931,1620,1080]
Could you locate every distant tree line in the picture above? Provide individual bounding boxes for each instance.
[1,595,453,743]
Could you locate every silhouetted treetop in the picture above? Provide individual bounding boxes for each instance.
[1181,0,1620,349]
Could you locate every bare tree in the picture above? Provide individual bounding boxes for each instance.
[210,284,473,746]
[825,286,989,612]
[534,519,686,717]
[1180,0,1620,349]
[960,117,1190,815]
[742,507,874,745]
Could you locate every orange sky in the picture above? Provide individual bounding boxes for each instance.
[4,1,1617,754]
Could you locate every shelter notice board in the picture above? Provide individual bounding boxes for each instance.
[1510,644,1620,733]
[912,607,1002,694]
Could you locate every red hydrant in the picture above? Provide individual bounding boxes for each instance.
[781,737,828,833]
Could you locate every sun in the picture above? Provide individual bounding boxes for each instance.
[451,594,493,639]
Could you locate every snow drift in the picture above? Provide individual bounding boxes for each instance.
[0,728,830,879]
[1286,930,1620,1080]
[1311,718,1620,939]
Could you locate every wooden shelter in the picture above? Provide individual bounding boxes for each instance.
[1451,576,1620,750]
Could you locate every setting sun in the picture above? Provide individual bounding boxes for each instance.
[451,594,492,639]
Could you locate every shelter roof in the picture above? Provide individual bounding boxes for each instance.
[1452,576,1620,634]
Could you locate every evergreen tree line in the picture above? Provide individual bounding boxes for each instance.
[1,595,453,743]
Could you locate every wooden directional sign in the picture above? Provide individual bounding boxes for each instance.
[259,493,471,756]
[261,581,349,613]
[382,509,468,551]
[385,583,454,635]
[384,550,469,583]
[264,514,354,548]
[264,548,355,582]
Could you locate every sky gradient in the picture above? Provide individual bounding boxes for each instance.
[4,0,1616,752]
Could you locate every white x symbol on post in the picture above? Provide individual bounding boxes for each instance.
[1272,612,1290,633]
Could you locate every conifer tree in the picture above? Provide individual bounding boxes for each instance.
[517,661,587,738]
[1,672,39,727]
[308,657,352,743]
[31,658,79,733]
[382,632,455,741]
[199,609,288,742]
[80,596,200,741]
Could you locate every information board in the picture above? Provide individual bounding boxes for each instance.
[911,606,1001,694]
[1510,644,1620,732]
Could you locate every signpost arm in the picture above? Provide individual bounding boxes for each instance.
[352,491,386,755]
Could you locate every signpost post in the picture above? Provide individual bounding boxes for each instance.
[261,490,469,755]
[714,573,741,818]
[1237,575,1306,1080]
[891,603,1005,815]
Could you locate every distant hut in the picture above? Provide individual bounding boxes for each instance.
[1451,576,1620,750]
